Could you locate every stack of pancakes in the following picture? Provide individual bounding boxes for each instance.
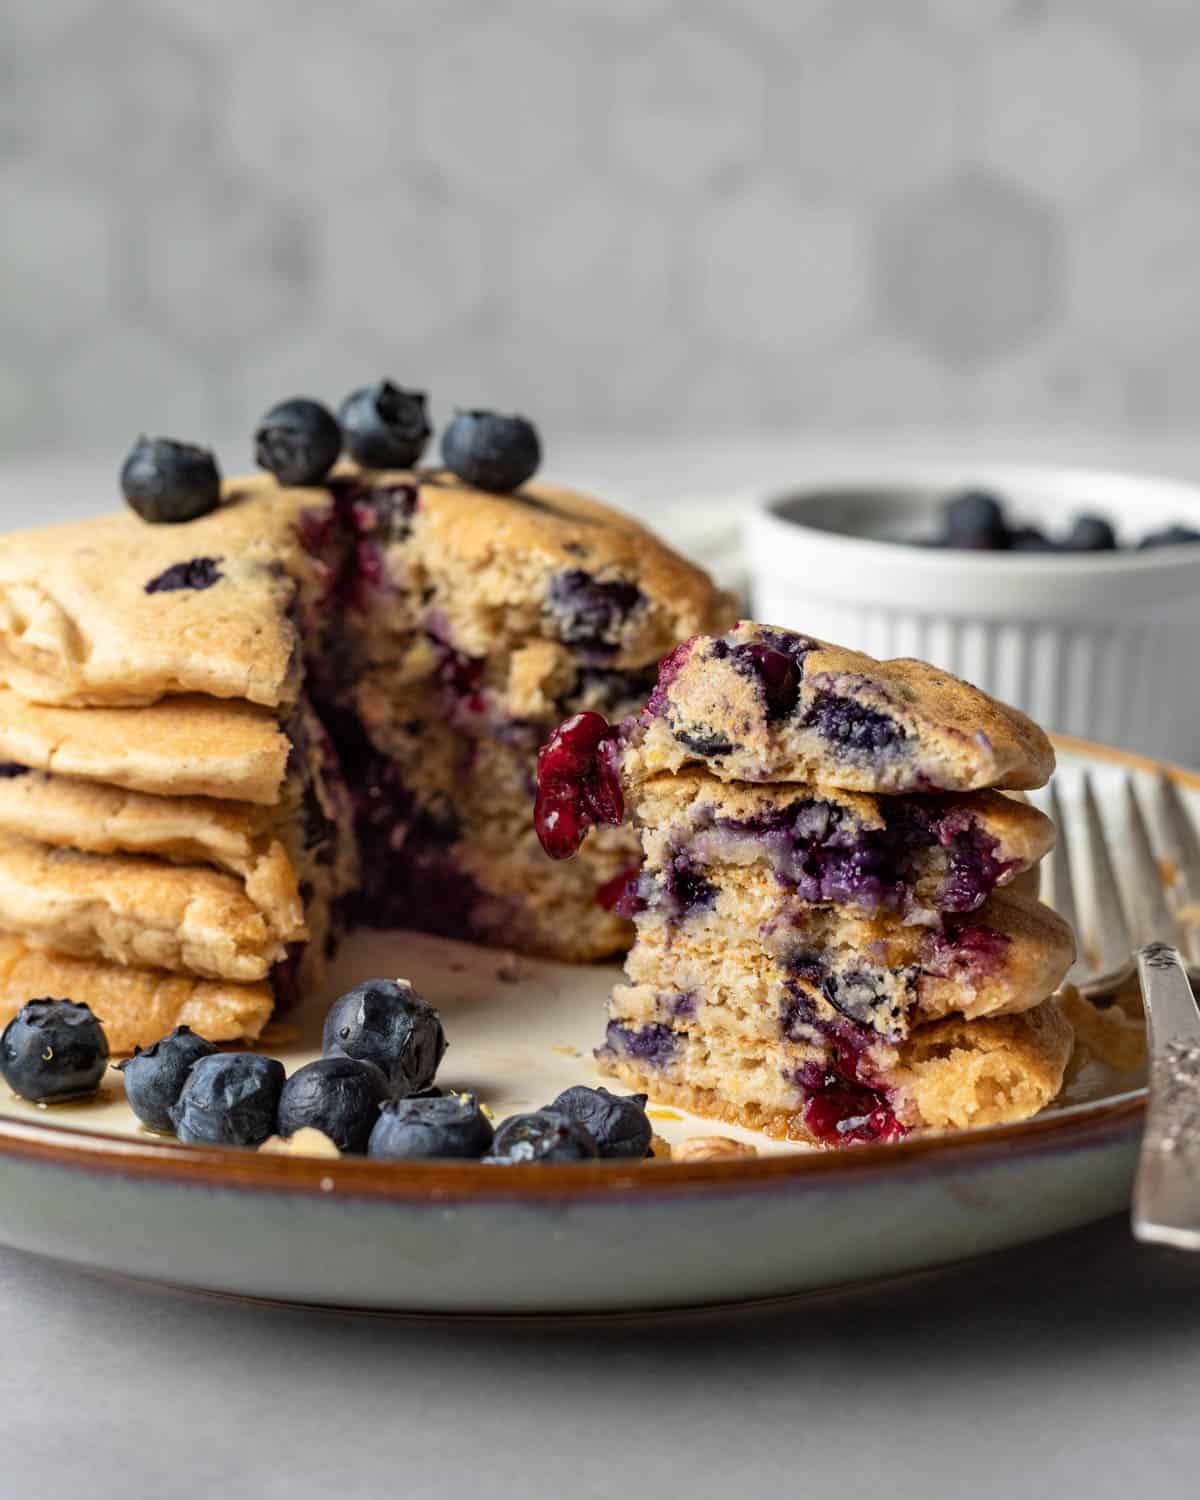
[0,471,731,1051]
[586,624,1077,1144]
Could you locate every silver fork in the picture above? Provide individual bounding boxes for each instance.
[1038,769,1200,1248]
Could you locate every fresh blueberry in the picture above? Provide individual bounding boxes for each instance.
[441,411,540,493]
[943,489,1008,550]
[144,557,224,593]
[484,1108,600,1164]
[1008,525,1056,553]
[120,437,222,524]
[1064,514,1117,552]
[169,1053,285,1147]
[0,999,109,1103]
[321,978,446,1095]
[550,1085,651,1159]
[1139,525,1200,549]
[277,1055,390,1154]
[338,381,430,469]
[255,397,342,487]
[367,1092,494,1160]
[116,1024,217,1132]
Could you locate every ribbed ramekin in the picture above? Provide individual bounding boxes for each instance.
[743,462,1200,765]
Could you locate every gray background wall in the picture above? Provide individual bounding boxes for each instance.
[4,0,1200,455]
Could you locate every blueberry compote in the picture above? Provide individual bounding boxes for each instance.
[782,990,906,1146]
[534,711,624,860]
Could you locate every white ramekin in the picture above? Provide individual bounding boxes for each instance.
[744,462,1200,765]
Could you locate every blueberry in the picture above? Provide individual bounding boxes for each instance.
[321,978,446,1095]
[484,1108,599,1164]
[943,489,1007,550]
[1139,525,1200,549]
[441,410,540,493]
[144,557,224,593]
[1064,514,1116,552]
[338,381,430,469]
[0,999,109,1103]
[116,1024,217,1132]
[367,1092,494,1160]
[169,1053,285,1147]
[120,437,221,524]
[277,1055,390,1154]
[546,570,644,653]
[1008,525,1056,553]
[255,398,342,487]
[550,1085,652,1159]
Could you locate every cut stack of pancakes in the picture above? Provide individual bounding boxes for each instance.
[0,470,732,1052]
[537,623,1078,1145]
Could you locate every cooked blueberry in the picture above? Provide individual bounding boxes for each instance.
[321,978,446,1094]
[546,570,644,652]
[441,410,540,492]
[1139,524,1200,549]
[144,556,224,593]
[120,436,221,524]
[116,1024,217,1132]
[604,1021,677,1067]
[338,381,430,469]
[550,1085,651,1158]
[943,489,1007,550]
[732,643,802,720]
[534,711,624,860]
[1064,514,1116,551]
[255,397,342,486]
[367,1092,493,1160]
[0,999,109,1103]
[169,1053,285,1147]
[803,691,903,754]
[484,1108,599,1164]
[0,763,29,779]
[1008,525,1056,553]
[675,726,735,758]
[277,1055,390,1154]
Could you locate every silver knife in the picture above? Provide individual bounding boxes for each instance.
[1133,942,1200,1249]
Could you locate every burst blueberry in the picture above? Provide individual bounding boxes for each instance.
[169,1053,285,1147]
[338,381,430,469]
[321,978,446,1095]
[550,1085,652,1158]
[484,1109,600,1163]
[441,411,540,493]
[255,397,342,487]
[144,557,224,593]
[367,1092,494,1160]
[120,436,222,524]
[0,999,109,1103]
[116,1024,217,1132]
[277,1055,390,1154]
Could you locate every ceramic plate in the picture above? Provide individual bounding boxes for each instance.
[0,737,1164,1315]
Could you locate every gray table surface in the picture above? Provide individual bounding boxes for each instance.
[3,1217,1197,1500]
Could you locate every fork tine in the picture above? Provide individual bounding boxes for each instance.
[1123,775,1181,950]
[1082,771,1134,977]
[1045,781,1085,981]
[1153,774,1200,961]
